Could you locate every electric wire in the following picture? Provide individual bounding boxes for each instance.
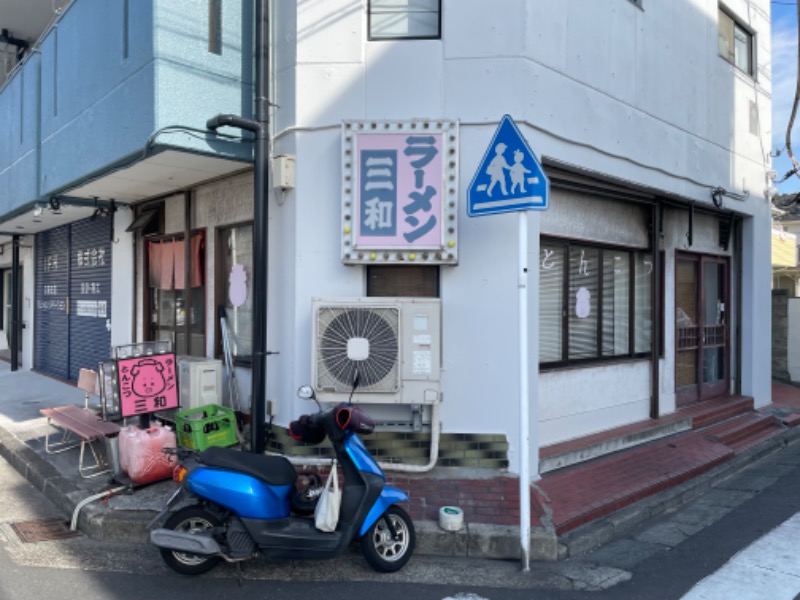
[784,1,800,181]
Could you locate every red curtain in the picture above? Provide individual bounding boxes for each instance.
[148,232,204,290]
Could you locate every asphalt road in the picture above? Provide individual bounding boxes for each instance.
[2,439,800,600]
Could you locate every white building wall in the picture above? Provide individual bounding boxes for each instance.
[110,208,135,350]
[789,298,800,381]
[0,238,36,370]
[271,0,772,472]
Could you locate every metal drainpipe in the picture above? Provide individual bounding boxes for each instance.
[207,0,270,454]
[11,235,20,371]
[650,203,662,419]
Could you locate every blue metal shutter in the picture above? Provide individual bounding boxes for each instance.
[68,217,113,380]
[34,225,70,380]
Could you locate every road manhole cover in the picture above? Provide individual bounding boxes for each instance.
[10,518,81,543]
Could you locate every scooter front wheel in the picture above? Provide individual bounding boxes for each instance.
[160,506,222,575]
[361,505,415,573]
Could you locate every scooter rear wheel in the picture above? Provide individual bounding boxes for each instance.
[361,505,415,573]
[160,506,222,575]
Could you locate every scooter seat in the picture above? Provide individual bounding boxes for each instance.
[198,446,297,486]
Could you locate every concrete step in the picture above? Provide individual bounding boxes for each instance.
[539,413,692,474]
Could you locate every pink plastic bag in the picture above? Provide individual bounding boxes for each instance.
[124,424,177,484]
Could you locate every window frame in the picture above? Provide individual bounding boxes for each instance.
[215,222,254,366]
[368,0,442,41]
[718,7,754,77]
[539,237,654,370]
[366,264,440,298]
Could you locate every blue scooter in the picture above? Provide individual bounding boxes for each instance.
[149,383,415,574]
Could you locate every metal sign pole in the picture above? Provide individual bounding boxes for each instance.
[518,210,531,571]
[466,115,547,571]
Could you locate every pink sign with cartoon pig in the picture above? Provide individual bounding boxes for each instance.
[117,354,179,417]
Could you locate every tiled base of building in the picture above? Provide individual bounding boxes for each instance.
[267,424,510,469]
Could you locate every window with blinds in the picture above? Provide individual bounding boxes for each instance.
[539,238,653,367]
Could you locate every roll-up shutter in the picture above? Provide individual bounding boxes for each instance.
[35,225,70,380]
[68,217,112,379]
[34,217,113,382]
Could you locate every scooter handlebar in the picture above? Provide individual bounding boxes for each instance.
[289,404,375,445]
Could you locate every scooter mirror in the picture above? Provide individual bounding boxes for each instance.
[297,385,315,400]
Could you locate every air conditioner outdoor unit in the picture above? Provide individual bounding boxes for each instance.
[311,298,441,405]
[177,357,223,410]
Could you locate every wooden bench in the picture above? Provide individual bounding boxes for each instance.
[40,405,121,479]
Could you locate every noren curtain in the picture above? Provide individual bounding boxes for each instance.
[147,232,204,290]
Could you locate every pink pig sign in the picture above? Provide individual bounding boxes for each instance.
[117,354,179,417]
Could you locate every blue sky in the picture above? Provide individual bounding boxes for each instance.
[772,2,800,194]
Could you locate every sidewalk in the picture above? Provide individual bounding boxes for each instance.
[1,359,799,562]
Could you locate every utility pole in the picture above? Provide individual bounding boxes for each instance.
[206,0,270,454]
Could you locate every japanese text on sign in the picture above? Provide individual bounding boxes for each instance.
[117,354,179,417]
[75,247,107,268]
[357,133,442,246]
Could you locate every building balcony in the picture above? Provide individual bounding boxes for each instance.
[0,0,254,239]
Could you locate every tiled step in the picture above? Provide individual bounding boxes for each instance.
[681,396,754,430]
[703,412,776,447]
[539,413,692,474]
[726,424,784,453]
[781,413,800,428]
[534,430,734,535]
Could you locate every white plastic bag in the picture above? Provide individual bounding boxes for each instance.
[314,462,341,532]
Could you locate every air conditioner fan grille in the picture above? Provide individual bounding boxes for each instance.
[316,307,399,392]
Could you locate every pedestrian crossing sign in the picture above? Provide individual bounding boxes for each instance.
[468,115,549,217]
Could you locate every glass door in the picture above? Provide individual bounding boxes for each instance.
[676,253,729,404]
[1,268,23,359]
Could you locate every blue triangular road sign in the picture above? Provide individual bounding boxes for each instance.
[468,115,549,217]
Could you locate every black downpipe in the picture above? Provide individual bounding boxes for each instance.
[207,0,270,454]
[251,0,270,455]
[183,191,191,353]
[11,235,20,371]
[650,204,662,419]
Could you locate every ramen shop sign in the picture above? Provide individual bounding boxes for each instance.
[341,120,459,265]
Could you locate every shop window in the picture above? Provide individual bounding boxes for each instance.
[368,0,441,41]
[147,233,205,356]
[539,238,652,367]
[718,7,753,76]
[367,265,439,297]
[217,224,253,362]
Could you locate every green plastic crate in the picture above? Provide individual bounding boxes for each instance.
[176,404,237,450]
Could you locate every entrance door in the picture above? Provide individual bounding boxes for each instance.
[1,268,23,359]
[676,253,729,404]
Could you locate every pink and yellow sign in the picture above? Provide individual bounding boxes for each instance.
[117,354,179,417]
[342,120,459,265]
